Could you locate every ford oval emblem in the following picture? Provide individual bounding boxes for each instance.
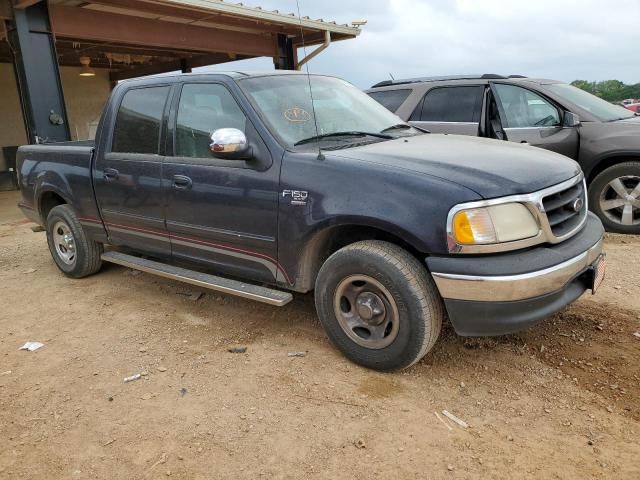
[572,197,584,212]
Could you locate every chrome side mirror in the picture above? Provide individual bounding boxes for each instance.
[563,112,581,127]
[209,128,250,159]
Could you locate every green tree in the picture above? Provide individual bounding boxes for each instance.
[570,80,595,94]
[571,79,640,102]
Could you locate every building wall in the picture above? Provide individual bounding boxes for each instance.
[0,63,28,170]
[60,66,112,141]
[0,64,111,170]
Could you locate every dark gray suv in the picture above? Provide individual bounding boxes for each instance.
[367,75,640,234]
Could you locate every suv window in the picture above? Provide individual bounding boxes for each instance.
[112,86,170,154]
[413,86,484,123]
[367,89,412,112]
[175,83,247,158]
[494,84,560,128]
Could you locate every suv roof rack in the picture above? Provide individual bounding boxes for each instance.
[370,74,528,88]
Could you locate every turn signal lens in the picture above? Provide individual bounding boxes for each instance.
[452,211,474,244]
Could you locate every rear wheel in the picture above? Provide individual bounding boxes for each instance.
[46,204,103,278]
[314,240,444,371]
[589,162,640,234]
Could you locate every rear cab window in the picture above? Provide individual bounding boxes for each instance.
[112,86,171,154]
[411,86,484,122]
[367,89,412,112]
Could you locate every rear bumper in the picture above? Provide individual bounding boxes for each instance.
[426,212,605,336]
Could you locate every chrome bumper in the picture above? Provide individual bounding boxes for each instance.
[431,238,604,302]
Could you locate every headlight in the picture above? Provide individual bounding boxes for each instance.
[451,203,540,245]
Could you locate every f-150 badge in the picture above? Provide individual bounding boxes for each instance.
[282,189,308,206]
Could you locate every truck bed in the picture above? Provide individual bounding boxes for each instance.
[17,140,99,228]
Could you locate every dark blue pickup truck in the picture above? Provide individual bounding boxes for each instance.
[17,72,606,370]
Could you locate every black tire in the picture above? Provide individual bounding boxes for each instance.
[314,240,444,371]
[588,161,640,234]
[46,204,103,278]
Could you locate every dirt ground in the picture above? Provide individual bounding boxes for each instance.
[0,189,639,480]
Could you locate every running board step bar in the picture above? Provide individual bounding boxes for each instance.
[101,251,293,307]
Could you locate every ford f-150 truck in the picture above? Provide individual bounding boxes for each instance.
[17,72,606,371]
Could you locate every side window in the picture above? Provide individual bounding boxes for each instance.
[175,83,247,158]
[493,84,560,128]
[112,86,170,154]
[417,86,484,123]
[367,89,412,112]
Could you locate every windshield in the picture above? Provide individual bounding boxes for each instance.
[238,75,414,149]
[546,83,635,122]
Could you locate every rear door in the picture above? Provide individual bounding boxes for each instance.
[409,85,484,135]
[162,82,282,284]
[93,85,172,256]
[491,83,579,159]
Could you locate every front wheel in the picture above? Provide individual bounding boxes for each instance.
[314,241,444,371]
[46,204,103,278]
[589,161,640,234]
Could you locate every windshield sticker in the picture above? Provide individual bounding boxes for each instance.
[284,107,312,123]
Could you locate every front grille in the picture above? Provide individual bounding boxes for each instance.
[542,181,586,238]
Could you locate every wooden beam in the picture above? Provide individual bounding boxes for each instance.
[55,41,189,62]
[13,0,42,9]
[109,52,250,81]
[49,5,276,58]
[0,1,12,20]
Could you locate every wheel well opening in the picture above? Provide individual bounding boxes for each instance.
[39,192,66,222]
[587,156,640,185]
[295,225,424,293]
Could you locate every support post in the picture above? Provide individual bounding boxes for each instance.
[274,33,295,70]
[7,1,70,143]
[180,58,192,74]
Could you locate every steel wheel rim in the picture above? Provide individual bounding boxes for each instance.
[333,275,399,350]
[599,175,640,227]
[52,220,77,266]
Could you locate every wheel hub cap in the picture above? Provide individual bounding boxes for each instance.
[355,292,386,324]
[52,221,76,266]
[599,175,640,227]
[333,275,400,350]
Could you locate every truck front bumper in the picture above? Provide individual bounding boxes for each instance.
[426,212,605,336]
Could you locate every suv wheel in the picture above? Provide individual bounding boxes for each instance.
[589,162,640,234]
[46,204,103,278]
[314,240,444,371]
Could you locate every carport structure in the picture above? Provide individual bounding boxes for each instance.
[0,0,361,153]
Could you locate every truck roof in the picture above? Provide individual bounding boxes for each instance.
[118,70,324,86]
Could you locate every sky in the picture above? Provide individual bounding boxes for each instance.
[201,0,640,89]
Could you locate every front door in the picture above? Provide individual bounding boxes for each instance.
[163,82,283,285]
[93,85,172,257]
[491,83,580,159]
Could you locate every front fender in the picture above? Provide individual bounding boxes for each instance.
[277,151,482,290]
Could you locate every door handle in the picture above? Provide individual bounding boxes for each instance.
[172,174,193,190]
[103,168,119,180]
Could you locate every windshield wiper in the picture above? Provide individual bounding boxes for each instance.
[294,131,392,146]
[608,115,635,122]
[380,123,412,133]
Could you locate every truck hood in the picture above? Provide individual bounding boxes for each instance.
[329,134,581,199]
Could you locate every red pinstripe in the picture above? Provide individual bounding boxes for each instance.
[79,217,292,284]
